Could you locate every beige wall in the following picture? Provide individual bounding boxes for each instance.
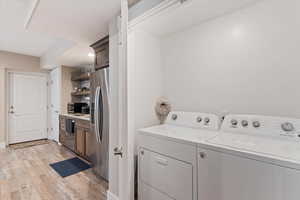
[0,51,47,72]
[0,51,48,145]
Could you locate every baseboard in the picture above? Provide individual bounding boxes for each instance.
[0,142,6,149]
[107,191,119,200]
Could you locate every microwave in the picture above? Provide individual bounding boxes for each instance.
[74,103,88,114]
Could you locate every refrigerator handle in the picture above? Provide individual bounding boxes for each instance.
[99,68,109,142]
[94,86,101,143]
[99,86,105,142]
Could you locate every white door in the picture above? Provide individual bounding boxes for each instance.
[49,68,61,142]
[109,0,130,199]
[8,72,48,144]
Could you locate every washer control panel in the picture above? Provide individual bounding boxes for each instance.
[222,114,300,140]
[166,111,221,130]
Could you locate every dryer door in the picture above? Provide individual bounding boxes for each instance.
[140,148,193,200]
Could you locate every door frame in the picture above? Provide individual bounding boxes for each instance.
[48,67,62,142]
[123,0,182,199]
[111,1,186,199]
[5,70,50,146]
[119,0,129,199]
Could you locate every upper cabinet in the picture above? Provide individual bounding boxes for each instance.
[90,36,109,70]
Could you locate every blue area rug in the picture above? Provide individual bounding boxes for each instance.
[50,157,91,178]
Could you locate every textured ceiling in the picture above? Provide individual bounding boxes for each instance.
[0,0,60,57]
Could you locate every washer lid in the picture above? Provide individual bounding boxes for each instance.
[208,132,300,162]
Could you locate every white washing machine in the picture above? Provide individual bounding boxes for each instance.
[138,111,221,200]
[198,114,300,200]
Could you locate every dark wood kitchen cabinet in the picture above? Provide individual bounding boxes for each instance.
[59,115,91,161]
[76,127,86,156]
[90,36,109,70]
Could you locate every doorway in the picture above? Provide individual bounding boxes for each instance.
[7,72,48,144]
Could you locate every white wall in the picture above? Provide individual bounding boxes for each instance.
[162,0,300,118]
[129,29,163,133]
[128,28,164,199]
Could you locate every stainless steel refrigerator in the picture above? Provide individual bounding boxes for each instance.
[88,67,109,181]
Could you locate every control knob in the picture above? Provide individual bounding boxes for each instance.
[241,120,248,127]
[196,117,202,123]
[252,121,261,128]
[204,117,210,124]
[231,119,238,126]
[171,114,178,121]
[281,122,295,132]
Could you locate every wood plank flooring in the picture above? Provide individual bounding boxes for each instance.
[0,141,108,200]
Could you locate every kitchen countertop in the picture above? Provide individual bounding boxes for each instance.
[60,113,90,121]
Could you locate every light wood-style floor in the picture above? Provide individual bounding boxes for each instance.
[0,141,108,200]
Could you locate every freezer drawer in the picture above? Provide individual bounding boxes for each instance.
[139,148,193,200]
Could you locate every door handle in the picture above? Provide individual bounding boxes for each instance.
[114,147,123,157]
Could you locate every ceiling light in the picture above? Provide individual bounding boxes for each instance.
[88,53,95,57]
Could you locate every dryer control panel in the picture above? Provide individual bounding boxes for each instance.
[166,111,221,130]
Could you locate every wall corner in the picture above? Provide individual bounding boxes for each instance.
[107,191,119,200]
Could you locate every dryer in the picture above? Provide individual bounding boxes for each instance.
[138,111,221,200]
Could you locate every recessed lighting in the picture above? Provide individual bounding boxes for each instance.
[88,53,95,57]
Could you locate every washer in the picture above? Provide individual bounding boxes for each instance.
[198,114,300,200]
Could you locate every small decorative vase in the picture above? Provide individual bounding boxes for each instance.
[155,97,171,124]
